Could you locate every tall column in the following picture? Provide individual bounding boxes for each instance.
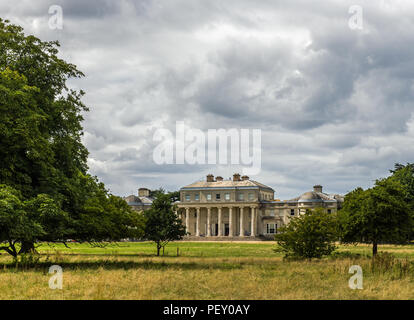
[218,207,223,236]
[251,207,256,237]
[207,207,211,237]
[185,207,190,235]
[196,207,201,236]
[239,207,244,237]
[229,207,233,237]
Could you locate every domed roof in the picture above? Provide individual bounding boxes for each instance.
[298,191,323,202]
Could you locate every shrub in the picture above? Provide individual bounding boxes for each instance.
[274,208,338,260]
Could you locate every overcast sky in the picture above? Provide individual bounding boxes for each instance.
[2,0,414,199]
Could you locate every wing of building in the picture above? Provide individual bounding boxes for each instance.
[176,174,343,239]
[124,188,153,211]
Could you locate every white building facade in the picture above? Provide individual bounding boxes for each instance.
[176,174,343,240]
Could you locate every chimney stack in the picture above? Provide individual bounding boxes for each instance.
[313,185,323,193]
[233,173,241,181]
[241,175,249,181]
[216,176,223,182]
[138,188,150,197]
[206,174,214,182]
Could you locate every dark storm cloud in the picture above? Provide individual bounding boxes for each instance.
[1,0,414,199]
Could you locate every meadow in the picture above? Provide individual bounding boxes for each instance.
[1,241,414,300]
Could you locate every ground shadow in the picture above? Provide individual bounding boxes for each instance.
[1,259,246,272]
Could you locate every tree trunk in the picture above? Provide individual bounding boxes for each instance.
[156,243,160,256]
[372,242,378,257]
[19,241,37,255]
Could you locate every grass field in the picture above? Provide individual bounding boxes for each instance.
[1,241,414,300]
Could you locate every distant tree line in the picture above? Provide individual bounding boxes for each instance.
[275,163,414,259]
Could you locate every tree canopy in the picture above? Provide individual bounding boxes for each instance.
[144,193,186,256]
[0,19,145,255]
[339,177,412,256]
[274,207,338,259]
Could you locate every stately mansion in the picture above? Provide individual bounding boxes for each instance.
[125,173,344,240]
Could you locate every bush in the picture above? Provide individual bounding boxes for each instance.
[274,208,338,260]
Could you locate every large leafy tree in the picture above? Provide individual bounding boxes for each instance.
[144,193,186,256]
[0,19,145,255]
[0,19,88,200]
[339,178,412,256]
[274,207,338,260]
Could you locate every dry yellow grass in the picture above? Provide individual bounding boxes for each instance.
[1,252,414,299]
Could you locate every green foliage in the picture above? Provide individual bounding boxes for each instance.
[274,208,338,259]
[0,185,53,256]
[150,188,180,202]
[339,177,412,256]
[390,163,414,209]
[0,19,88,199]
[144,193,186,256]
[0,19,145,255]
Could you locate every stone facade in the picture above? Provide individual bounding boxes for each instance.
[176,174,343,240]
[124,188,153,212]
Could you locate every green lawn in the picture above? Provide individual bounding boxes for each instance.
[35,241,414,258]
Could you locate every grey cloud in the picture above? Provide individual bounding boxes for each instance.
[1,0,414,199]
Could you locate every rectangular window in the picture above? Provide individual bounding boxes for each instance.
[266,223,277,234]
[225,193,230,201]
[248,193,254,200]
[238,193,244,201]
[206,194,212,201]
[327,209,332,214]
[290,209,295,216]
[195,194,199,201]
[185,194,191,201]
[269,209,275,217]
[216,193,221,200]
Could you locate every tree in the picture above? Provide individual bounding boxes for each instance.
[0,185,63,256]
[0,19,146,255]
[144,193,186,256]
[339,178,412,256]
[274,207,338,259]
[150,188,180,202]
[0,19,88,200]
[150,188,165,199]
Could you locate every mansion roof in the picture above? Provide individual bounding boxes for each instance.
[181,179,274,191]
[124,195,153,206]
[289,191,344,203]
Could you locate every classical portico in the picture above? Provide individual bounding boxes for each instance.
[178,205,258,237]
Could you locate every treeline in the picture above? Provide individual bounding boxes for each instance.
[275,163,414,258]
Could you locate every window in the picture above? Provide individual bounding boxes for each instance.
[206,194,212,201]
[225,193,230,201]
[185,194,191,201]
[269,209,275,217]
[327,209,332,214]
[216,193,221,200]
[248,193,254,200]
[238,193,244,201]
[290,209,295,216]
[195,194,200,201]
[266,223,277,234]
